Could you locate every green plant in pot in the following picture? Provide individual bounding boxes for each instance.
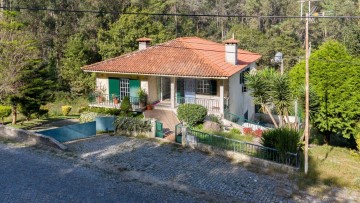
[112,94,119,104]
[138,88,147,108]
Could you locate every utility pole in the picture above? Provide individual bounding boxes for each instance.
[304,10,310,174]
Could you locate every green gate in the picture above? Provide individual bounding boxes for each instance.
[155,120,164,138]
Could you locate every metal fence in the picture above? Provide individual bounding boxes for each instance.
[188,128,300,168]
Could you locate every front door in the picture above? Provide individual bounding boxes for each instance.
[184,79,196,103]
[161,77,171,101]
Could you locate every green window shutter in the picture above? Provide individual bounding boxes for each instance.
[129,79,140,98]
[109,78,120,100]
[210,80,217,95]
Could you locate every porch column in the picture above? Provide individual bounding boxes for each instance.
[219,79,224,115]
[171,77,176,109]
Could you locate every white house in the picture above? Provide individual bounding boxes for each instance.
[82,37,262,120]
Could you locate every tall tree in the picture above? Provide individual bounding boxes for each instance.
[97,6,172,59]
[60,33,98,95]
[290,40,360,140]
[0,11,53,124]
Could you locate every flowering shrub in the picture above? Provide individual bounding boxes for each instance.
[253,129,263,137]
[61,105,72,116]
[243,127,253,135]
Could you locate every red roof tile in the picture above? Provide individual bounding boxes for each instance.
[82,37,261,78]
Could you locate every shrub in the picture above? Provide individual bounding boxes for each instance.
[177,103,207,126]
[120,96,132,116]
[61,105,72,116]
[261,128,301,153]
[207,114,222,124]
[230,128,241,135]
[114,117,152,133]
[79,112,98,123]
[35,106,49,119]
[243,127,253,135]
[0,105,12,124]
[253,129,263,137]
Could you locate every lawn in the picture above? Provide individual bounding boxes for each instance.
[298,145,360,191]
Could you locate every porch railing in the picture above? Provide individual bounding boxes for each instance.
[88,93,141,110]
[176,96,220,113]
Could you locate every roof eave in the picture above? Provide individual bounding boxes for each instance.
[83,70,229,79]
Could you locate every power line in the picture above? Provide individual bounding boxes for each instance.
[1,6,360,19]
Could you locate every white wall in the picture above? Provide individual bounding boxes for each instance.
[228,62,256,119]
[96,73,109,94]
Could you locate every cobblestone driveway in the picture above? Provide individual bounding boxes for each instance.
[0,142,204,203]
[66,135,296,202]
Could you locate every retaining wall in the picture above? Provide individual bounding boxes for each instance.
[0,125,67,150]
[38,121,96,143]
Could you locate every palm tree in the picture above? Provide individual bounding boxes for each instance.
[245,68,279,128]
[270,73,292,127]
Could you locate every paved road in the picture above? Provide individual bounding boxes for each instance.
[0,143,202,203]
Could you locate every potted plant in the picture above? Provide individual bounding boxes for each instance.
[137,88,148,108]
[112,94,119,104]
[146,104,153,110]
[95,86,106,103]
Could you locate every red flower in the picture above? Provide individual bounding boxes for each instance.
[253,129,263,137]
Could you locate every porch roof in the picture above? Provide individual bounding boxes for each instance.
[82,37,261,78]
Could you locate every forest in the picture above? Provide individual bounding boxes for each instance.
[0,0,359,143]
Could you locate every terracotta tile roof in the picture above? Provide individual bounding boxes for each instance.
[82,37,261,78]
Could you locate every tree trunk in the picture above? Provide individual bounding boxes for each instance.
[12,105,17,125]
[264,105,278,128]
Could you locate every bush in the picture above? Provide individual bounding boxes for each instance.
[79,112,98,123]
[243,127,253,135]
[114,117,152,133]
[35,106,49,119]
[177,103,207,126]
[261,128,301,153]
[253,129,263,137]
[80,107,122,115]
[61,106,72,116]
[0,105,12,124]
[120,96,132,116]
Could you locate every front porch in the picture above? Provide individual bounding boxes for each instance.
[91,74,229,114]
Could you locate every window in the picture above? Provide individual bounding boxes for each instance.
[119,79,129,100]
[240,68,250,92]
[196,79,217,95]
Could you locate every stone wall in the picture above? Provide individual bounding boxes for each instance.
[0,125,67,150]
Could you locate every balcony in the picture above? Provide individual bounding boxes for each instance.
[176,96,221,113]
[88,93,141,111]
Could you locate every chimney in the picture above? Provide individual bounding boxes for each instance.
[223,37,239,65]
[136,37,152,51]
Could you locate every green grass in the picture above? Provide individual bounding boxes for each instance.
[193,124,254,143]
[46,97,89,116]
[6,115,80,130]
[298,145,360,191]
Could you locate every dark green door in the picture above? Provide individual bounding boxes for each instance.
[155,121,164,138]
[109,78,120,100]
[129,79,140,98]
